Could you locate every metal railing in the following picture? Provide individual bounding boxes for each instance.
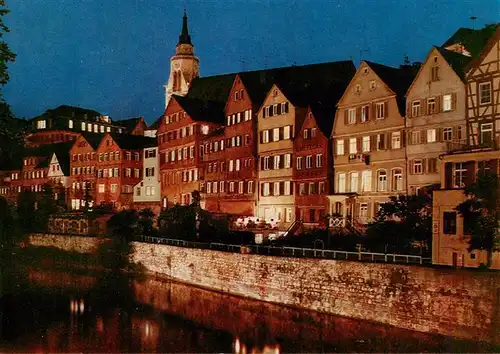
[136,236,431,265]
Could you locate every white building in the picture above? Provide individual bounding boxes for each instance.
[133,147,161,212]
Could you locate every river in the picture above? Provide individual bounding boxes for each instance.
[0,254,498,353]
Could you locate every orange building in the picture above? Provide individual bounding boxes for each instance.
[94,134,156,209]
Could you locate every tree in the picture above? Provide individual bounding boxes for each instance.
[366,193,433,253]
[455,170,499,266]
[0,0,16,92]
[138,208,156,236]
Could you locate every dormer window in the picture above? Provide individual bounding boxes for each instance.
[68,120,73,129]
[37,120,46,129]
[201,125,209,135]
[234,91,239,101]
[273,90,278,97]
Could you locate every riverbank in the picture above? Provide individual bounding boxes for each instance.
[26,233,500,346]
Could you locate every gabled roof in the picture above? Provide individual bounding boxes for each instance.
[110,134,156,150]
[51,150,70,175]
[442,25,498,58]
[186,61,356,110]
[364,61,420,116]
[436,46,473,81]
[147,116,162,130]
[186,73,237,103]
[80,132,104,150]
[117,117,144,133]
[30,105,101,122]
[308,82,351,137]
[174,95,225,124]
[239,60,356,109]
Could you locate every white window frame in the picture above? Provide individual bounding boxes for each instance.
[392,169,403,191]
[273,128,280,142]
[349,172,358,193]
[413,159,423,174]
[361,105,369,122]
[338,173,346,193]
[362,136,370,152]
[411,130,421,145]
[479,82,492,105]
[411,101,420,117]
[376,102,385,119]
[377,170,387,191]
[427,129,436,143]
[443,127,453,141]
[443,94,452,112]
[336,140,344,156]
[348,109,356,124]
[283,125,291,140]
[273,182,280,196]
[263,130,269,143]
[392,132,401,149]
[361,170,372,192]
[316,154,322,168]
[274,155,280,169]
[296,156,302,170]
[284,154,291,168]
[37,120,46,129]
[427,97,436,114]
[349,137,357,154]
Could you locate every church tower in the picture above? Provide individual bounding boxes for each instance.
[164,11,200,108]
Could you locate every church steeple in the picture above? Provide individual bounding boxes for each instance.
[178,10,192,45]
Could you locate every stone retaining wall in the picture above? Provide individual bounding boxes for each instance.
[28,233,103,254]
[132,242,500,345]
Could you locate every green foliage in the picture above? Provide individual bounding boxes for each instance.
[455,170,499,255]
[366,192,433,253]
[158,204,197,240]
[0,196,21,246]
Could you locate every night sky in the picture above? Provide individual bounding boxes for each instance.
[3,0,499,125]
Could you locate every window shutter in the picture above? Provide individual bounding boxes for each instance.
[422,158,428,173]
[277,104,282,115]
[344,110,348,125]
[356,107,362,122]
[280,155,285,169]
[386,133,391,150]
[451,92,457,111]
[436,95,442,113]
[421,99,427,115]
[420,130,426,144]
[444,162,453,188]
[280,181,284,195]
[370,135,377,149]
[384,101,389,117]
[464,161,475,185]
[284,102,289,113]
[371,103,376,120]
[260,131,264,144]
[409,160,413,175]
[490,159,499,175]
[401,130,406,147]
[269,156,274,169]
[279,127,284,140]
[406,102,411,118]
[357,137,362,152]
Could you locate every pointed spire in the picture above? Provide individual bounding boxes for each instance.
[178,10,192,45]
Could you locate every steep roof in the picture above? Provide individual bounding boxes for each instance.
[436,46,473,81]
[24,141,74,159]
[30,105,101,122]
[81,132,104,150]
[308,82,351,137]
[365,61,420,116]
[117,117,143,133]
[442,25,498,58]
[52,150,70,175]
[147,116,162,130]
[186,73,237,103]
[174,95,225,124]
[111,134,156,150]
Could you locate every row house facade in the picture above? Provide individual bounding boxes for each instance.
[293,104,336,226]
[405,47,470,194]
[431,25,500,269]
[133,146,161,214]
[330,61,418,226]
[94,134,156,209]
[158,95,224,207]
[69,133,102,210]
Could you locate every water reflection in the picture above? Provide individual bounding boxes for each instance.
[0,266,497,353]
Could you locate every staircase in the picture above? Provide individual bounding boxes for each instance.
[283,219,303,237]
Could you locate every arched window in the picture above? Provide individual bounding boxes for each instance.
[377,170,387,191]
[392,168,403,191]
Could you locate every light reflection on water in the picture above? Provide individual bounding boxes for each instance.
[0,267,497,353]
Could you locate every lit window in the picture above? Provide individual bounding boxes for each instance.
[273,128,280,142]
[377,170,387,191]
[392,132,401,149]
[274,155,280,169]
[427,129,436,143]
[201,125,209,135]
[392,169,403,191]
[348,109,356,124]
[443,94,452,112]
[37,120,46,129]
[283,125,291,139]
[98,184,105,193]
[349,172,358,193]
[68,120,73,129]
[262,130,269,143]
[479,82,492,105]
[454,162,467,188]
[284,154,291,168]
[262,183,269,196]
[81,122,86,131]
[336,140,344,155]
[239,181,244,194]
[349,137,357,154]
[361,170,372,192]
[359,203,368,218]
[362,136,370,152]
[338,173,346,193]
[412,101,420,117]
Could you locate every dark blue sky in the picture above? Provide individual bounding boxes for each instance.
[3,0,499,124]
